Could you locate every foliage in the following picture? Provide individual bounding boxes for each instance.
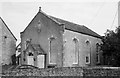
[101,26,120,66]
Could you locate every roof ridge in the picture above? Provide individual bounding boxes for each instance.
[22,8,101,39]
[39,10,63,25]
[49,16,101,39]
[49,15,84,27]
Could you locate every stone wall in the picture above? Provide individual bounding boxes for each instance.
[83,67,120,77]
[2,67,120,78]
[63,30,102,67]
[0,18,16,65]
[21,11,63,67]
[2,67,83,76]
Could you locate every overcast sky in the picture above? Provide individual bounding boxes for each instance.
[0,0,120,43]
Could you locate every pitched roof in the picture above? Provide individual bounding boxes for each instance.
[50,16,102,39]
[25,44,45,54]
[22,8,101,39]
[0,17,17,41]
[22,9,63,33]
[31,44,44,53]
[16,42,21,48]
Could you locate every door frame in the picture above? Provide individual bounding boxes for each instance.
[37,54,46,68]
[27,56,34,66]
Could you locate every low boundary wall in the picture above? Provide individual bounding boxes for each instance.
[2,66,120,78]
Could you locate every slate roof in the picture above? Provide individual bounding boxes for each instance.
[0,17,17,41]
[22,8,101,39]
[25,44,45,54]
[50,16,102,39]
[32,44,44,53]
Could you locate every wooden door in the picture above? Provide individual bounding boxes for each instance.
[27,56,34,66]
[37,55,45,68]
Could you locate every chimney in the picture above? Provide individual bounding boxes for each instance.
[39,7,41,12]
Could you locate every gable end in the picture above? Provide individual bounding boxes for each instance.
[0,17,17,41]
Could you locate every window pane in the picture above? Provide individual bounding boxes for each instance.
[86,56,89,62]
[85,54,90,64]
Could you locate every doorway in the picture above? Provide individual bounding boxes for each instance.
[27,52,34,66]
[37,54,45,68]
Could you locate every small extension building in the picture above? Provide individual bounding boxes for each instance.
[20,7,102,68]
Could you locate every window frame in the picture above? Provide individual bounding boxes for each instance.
[48,35,57,64]
[24,39,31,50]
[96,43,100,64]
[85,54,90,64]
[85,39,91,64]
[72,37,79,64]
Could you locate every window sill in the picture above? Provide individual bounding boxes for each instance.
[85,62,90,65]
[49,63,57,64]
[47,64,57,68]
[96,62,100,65]
[73,62,78,65]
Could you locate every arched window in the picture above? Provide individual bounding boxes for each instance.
[85,39,90,45]
[85,39,90,64]
[25,39,31,49]
[23,51,26,62]
[49,36,56,64]
[36,20,42,32]
[96,43,100,64]
[73,37,79,64]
